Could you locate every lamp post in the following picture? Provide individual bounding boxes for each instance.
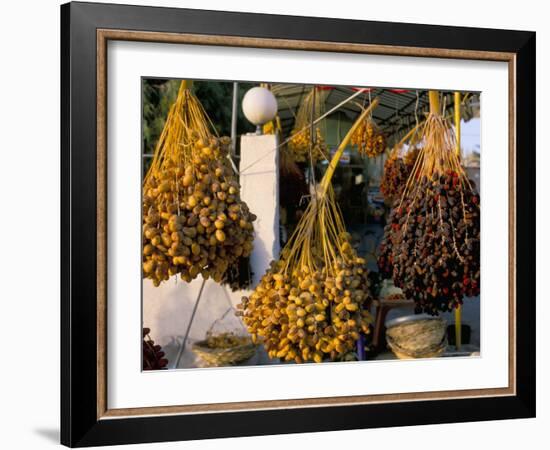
[242,86,278,134]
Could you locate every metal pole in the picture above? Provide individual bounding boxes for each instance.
[308,87,317,190]
[454,92,462,350]
[173,278,207,369]
[231,82,239,157]
[428,90,440,116]
[356,335,365,361]
[454,92,462,157]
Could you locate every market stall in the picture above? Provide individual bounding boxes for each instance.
[141,80,481,369]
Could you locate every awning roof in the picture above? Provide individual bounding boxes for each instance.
[269,84,478,145]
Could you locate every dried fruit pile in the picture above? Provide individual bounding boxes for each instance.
[203,331,253,349]
[237,104,379,363]
[351,116,386,158]
[142,82,256,286]
[378,112,480,315]
[288,88,328,162]
[143,328,168,370]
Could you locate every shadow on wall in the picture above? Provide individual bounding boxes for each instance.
[143,237,270,352]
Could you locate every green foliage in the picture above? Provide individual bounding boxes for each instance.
[195,80,256,137]
[142,79,180,174]
[142,78,256,161]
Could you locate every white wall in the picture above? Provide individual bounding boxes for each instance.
[240,134,281,284]
[1,1,547,449]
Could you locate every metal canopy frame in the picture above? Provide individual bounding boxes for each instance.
[270,84,478,144]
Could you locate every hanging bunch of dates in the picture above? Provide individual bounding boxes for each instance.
[380,146,420,203]
[288,87,328,163]
[378,112,480,315]
[237,185,373,363]
[238,99,380,362]
[142,82,256,286]
[351,116,386,158]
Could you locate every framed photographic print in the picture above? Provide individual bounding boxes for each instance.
[61,1,536,447]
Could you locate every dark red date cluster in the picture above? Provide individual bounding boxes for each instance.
[143,328,169,370]
[378,171,480,315]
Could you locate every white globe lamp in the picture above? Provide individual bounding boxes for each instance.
[242,86,278,134]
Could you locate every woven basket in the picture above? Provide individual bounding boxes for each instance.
[386,316,447,359]
[192,339,257,366]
